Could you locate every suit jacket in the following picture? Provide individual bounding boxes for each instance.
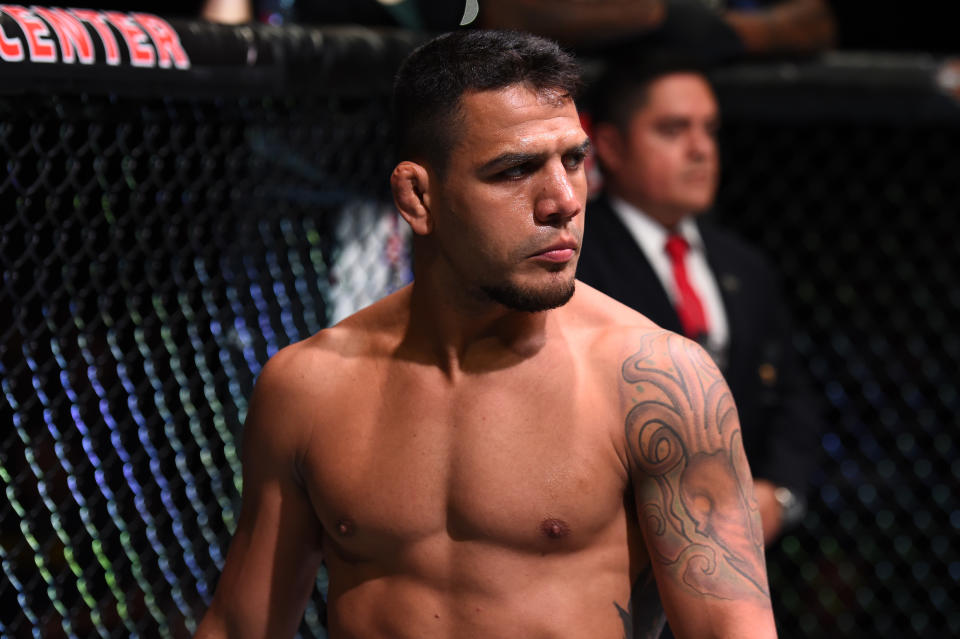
[577,196,820,497]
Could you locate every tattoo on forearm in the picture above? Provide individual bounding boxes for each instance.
[622,333,768,601]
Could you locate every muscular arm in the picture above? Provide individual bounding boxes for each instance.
[724,0,836,54]
[478,0,666,47]
[480,0,834,56]
[621,332,776,638]
[195,349,325,638]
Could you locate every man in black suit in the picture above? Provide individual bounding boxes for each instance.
[578,54,820,545]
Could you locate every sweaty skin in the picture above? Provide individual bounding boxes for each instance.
[195,87,776,639]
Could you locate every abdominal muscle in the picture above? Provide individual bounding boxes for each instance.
[323,530,641,639]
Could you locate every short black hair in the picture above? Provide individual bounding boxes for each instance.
[587,49,711,131]
[392,29,581,175]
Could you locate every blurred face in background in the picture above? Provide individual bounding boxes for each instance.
[595,72,719,228]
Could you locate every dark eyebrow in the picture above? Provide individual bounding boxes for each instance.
[567,138,592,157]
[656,115,692,126]
[477,151,546,175]
[655,115,720,129]
[477,138,592,175]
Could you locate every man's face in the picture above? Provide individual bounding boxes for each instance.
[601,73,719,226]
[429,85,589,312]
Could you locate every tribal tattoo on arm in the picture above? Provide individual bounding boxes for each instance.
[622,332,769,603]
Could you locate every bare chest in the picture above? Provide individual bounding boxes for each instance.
[302,370,628,562]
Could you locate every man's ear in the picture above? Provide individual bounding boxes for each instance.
[391,161,433,235]
[592,123,625,175]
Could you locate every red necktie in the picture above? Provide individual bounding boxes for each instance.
[664,234,709,339]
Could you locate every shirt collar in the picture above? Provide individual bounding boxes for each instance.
[607,195,706,255]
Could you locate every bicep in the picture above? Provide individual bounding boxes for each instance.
[199,356,324,638]
[621,332,775,637]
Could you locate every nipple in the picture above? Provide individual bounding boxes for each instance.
[540,518,571,540]
[335,518,356,537]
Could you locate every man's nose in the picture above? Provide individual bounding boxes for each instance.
[689,126,717,159]
[534,160,583,225]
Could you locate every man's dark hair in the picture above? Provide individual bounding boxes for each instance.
[393,29,581,175]
[587,49,711,132]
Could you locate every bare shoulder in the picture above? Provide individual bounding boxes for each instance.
[615,326,738,474]
[567,280,674,364]
[569,279,710,367]
[571,280,660,329]
[241,338,336,463]
[265,285,411,387]
[565,281,724,432]
[254,327,351,404]
[246,288,410,452]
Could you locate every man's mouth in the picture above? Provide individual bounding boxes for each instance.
[529,238,579,262]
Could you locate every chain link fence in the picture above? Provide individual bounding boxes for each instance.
[0,88,414,638]
[1,16,414,637]
[713,57,960,638]
[1,15,958,639]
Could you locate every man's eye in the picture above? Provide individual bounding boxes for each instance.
[500,165,529,179]
[563,152,586,170]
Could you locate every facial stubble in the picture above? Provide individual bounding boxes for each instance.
[480,270,576,313]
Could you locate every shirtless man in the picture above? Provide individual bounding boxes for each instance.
[195,30,777,639]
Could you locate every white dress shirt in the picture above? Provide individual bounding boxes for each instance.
[608,195,730,357]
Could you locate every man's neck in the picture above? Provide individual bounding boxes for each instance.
[404,278,554,378]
